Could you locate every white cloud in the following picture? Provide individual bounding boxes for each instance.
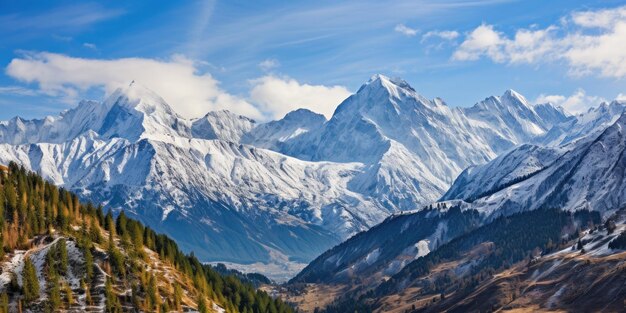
[570,6,626,29]
[5,52,353,121]
[249,75,351,119]
[6,52,263,119]
[616,93,626,101]
[394,24,419,37]
[258,58,280,71]
[534,89,606,114]
[453,5,626,78]
[421,30,459,42]
[453,24,505,61]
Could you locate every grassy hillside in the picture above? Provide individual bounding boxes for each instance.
[0,162,293,313]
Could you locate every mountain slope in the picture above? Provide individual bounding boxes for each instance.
[308,208,620,313]
[444,111,626,216]
[251,75,571,211]
[0,75,613,279]
[289,205,481,286]
[0,162,293,313]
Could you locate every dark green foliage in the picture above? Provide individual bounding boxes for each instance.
[47,272,61,311]
[108,243,126,279]
[212,263,272,287]
[174,283,183,311]
[0,161,294,313]
[83,245,94,281]
[381,208,597,294]
[105,277,121,313]
[22,257,39,304]
[46,239,69,276]
[292,205,480,285]
[198,295,209,313]
[323,208,600,313]
[0,292,7,313]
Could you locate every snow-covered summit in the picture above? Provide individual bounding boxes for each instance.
[0,75,621,278]
[445,110,626,217]
[192,110,256,142]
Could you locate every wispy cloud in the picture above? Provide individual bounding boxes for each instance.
[83,43,98,51]
[185,0,515,63]
[259,58,280,71]
[395,24,419,36]
[0,3,124,32]
[421,30,459,42]
[0,86,39,97]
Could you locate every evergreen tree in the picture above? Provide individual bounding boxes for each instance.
[197,295,209,313]
[105,277,120,313]
[57,238,68,275]
[22,257,39,304]
[83,246,94,281]
[0,292,8,313]
[174,283,183,311]
[47,273,61,311]
[64,283,74,308]
[0,163,295,313]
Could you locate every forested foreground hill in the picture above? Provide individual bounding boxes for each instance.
[0,162,293,313]
[287,208,626,313]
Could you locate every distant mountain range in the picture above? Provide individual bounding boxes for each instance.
[287,99,626,312]
[292,110,626,287]
[0,75,622,279]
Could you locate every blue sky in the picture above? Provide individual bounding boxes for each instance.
[1,0,625,120]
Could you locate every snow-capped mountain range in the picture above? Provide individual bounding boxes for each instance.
[0,75,622,279]
[443,109,626,216]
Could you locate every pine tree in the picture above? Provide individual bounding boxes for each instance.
[22,257,39,304]
[174,283,183,311]
[147,274,158,311]
[197,295,209,313]
[105,277,120,313]
[57,238,68,275]
[64,283,74,308]
[83,246,94,281]
[0,292,8,313]
[47,273,61,311]
[89,218,102,244]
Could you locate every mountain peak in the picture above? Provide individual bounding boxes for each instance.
[501,89,531,108]
[283,108,327,122]
[104,81,175,115]
[365,74,415,93]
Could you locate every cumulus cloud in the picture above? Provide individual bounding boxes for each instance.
[249,75,351,119]
[258,58,280,71]
[453,5,626,78]
[617,93,626,101]
[5,52,263,119]
[5,52,353,120]
[534,89,606,114]
[421,30,459,42]
[394,24,419,36]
